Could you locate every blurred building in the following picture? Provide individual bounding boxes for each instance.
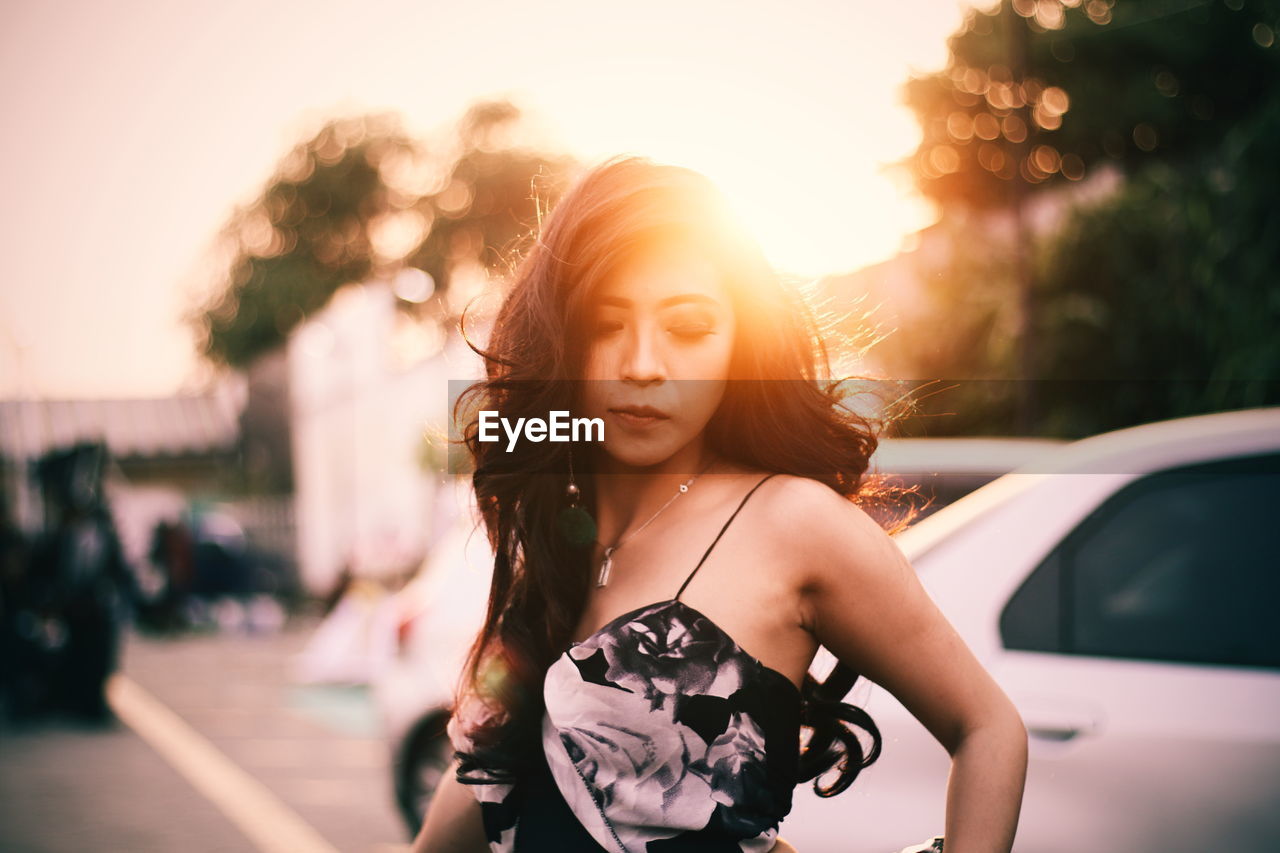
[286,273,487,596]
[240,345,294,495]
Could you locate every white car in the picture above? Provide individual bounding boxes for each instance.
[783,406,1280,852]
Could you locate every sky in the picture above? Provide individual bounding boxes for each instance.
[0,0,979,400]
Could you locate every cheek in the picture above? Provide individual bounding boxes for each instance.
[686,379,728,423]
[582,344,608,380]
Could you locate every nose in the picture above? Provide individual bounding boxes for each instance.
[619,320,665,385]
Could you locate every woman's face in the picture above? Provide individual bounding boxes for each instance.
[578,240,736,470]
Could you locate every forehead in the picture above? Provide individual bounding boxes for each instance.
[595,240,729,307]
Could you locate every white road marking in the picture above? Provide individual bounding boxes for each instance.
[106,673,339,853]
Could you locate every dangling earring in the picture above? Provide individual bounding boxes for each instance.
[556,445,597,547]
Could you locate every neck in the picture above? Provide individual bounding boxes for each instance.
[589,440,721,544]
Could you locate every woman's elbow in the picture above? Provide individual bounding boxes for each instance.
[998,698,1029,757]
[964,701,1028,766]
[951,695,1027,759]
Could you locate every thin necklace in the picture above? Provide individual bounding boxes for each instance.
[595,461,714,588]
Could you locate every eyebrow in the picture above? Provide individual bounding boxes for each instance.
[596,294,722,309]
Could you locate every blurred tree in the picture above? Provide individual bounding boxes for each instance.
[903,0,1280,209]
[1030,86,1280,435]
[191,113,417,368]
[190,100,574,369]
[881,0,1280,438]
[403,100,575,316]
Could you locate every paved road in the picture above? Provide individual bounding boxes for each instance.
[0,713,256,853]
[0,612,412,853]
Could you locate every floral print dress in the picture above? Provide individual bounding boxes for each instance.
[449,474,804,852]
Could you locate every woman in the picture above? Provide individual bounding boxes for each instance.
[414,156,1027,853]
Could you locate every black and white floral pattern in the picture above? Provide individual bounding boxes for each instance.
[453,598,803,852]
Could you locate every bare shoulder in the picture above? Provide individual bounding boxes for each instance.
[755,473,893,575]
[758,472,858,515]
[757,475,1022,756]
[752,471,916,617]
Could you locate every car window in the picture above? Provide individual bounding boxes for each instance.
[1002,451,1280,669]
[1000,549,1061,653]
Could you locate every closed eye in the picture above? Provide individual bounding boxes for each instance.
[668,325,714,339]
[591,322,624,337]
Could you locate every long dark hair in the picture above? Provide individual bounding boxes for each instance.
[450,154,916,798]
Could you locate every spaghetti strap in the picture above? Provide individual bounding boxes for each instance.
[675,473,778,601]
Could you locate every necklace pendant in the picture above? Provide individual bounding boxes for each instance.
[597,549,614,588]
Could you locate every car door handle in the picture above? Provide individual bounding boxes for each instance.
[1027,723,1086,742]
[1023,711,1100,742]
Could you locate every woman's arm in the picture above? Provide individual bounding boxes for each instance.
[410,757,491,853]
[783,478,1028,853]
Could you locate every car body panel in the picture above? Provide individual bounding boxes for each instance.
[784,407,1280,852]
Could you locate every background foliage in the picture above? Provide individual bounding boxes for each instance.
[879,0,1279,437]
[190,100,573,369]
